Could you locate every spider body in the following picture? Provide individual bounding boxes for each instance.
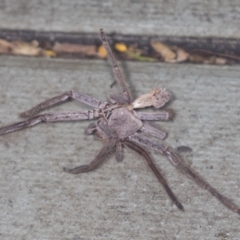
[0,29,239,215]
[108,107,142,138]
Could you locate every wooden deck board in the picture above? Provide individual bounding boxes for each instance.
[0,56,239,239]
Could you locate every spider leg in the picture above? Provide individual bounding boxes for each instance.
[116,142,124,162]
[100,29,132,103]
[134,110,172,121]
[129,133,240,215]
[109,92,129,104]
[140,122,167,140]
[123,139,184,210]
[165,148,240,215]
[0,110,100,135]
[85,123,97,135]
[20,90,108,118]
[63,139,116,174]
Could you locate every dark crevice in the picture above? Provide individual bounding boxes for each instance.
[0,29,240,64]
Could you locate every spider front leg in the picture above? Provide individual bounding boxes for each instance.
[0,110,100,135]
[63,139,116,174]
[129,133,240,215]
[20,90,108,118]
[100,29,132,103]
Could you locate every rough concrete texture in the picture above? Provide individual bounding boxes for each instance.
[0,56,239,239]
[0,0,240,37]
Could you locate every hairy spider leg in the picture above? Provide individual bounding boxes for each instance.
[0,110,100,135]
[20,90,108,118]
[63,139,117,174]
[129,133,240,215]
[100,29,132,103]
[123,139,184,211]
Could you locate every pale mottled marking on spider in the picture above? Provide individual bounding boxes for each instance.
[0,29,239,215]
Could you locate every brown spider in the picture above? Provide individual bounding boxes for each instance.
[0,29,239,215]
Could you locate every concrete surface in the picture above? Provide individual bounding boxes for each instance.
[0,56,239,239]
[0,0,240,38]
[0,0,240,239]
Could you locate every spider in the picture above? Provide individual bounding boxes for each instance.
[0,29,239,215]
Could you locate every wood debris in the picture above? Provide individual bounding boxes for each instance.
[0,31,239,65]
[53,42,97,57]
[97,45,107,58]
[150,40,176,61]
[0,39,55,57]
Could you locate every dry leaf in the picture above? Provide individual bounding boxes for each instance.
[0,39,12,53]
[189,50,230,65]
[175,48,189,62]
[43,50,57,57]
[189,54,205,63]
[215,57,227,65]
[10,41,41,56]
[53,42,97,56]
[203,56,216,64]
[165,47,189,63]
[0,39,43,56]
[98,45,107,58]
[114,43,127,53]
[150,40,176,61]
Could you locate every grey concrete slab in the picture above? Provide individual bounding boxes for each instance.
[0,0,240,38]
[0,55,239,239]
